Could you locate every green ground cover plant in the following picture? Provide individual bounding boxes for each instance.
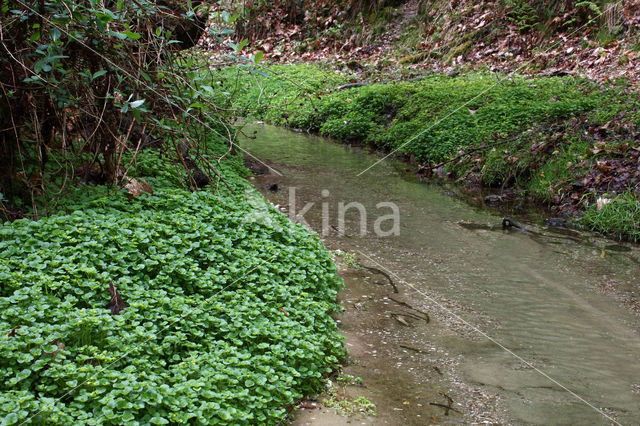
[223,64,638,163]
[1,4,347,423]
[220,63,640,240]
[323,372,375,417]
[0,133,345,424]
[580,191,640,242]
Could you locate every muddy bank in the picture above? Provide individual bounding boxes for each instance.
[289,251,505,425]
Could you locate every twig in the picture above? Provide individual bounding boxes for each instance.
[336,82,367,90]
[429,402,462,415]
[391,310,428,322]
[399,344,429,354]
[388,295,430,322]
[360,265,398,293]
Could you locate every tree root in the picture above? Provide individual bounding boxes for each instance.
[430,393,462,415]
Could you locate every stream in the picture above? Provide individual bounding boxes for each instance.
[239,123,640,425]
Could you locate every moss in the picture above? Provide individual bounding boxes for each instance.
[443,40,473,63]
[399,51,431,64]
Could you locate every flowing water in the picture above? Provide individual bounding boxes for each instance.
[240,124,640,425]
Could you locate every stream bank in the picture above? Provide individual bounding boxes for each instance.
[289,252,506,425]
[251,176,507,425]
[224,63,640,242]
[242,123,640,425]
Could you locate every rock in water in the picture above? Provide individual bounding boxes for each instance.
[502,217,526,231]
[484,194,503,205]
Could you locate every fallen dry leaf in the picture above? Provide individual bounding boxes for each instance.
[124,177,153,198]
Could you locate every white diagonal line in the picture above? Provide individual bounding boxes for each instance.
[18,250,282,425]
[355,249,622,425]
[356,3,618,176]
[14,0,282,178]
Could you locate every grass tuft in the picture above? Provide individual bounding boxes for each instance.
[580,191,640,242]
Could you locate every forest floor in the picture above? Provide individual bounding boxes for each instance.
[203,0,640,88]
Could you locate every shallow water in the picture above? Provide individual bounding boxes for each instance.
[240,124,640,425]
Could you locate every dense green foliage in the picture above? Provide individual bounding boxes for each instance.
[224,64,638,161]
[222,63,640,239]
[580,191,640,242]
[0,0,225,217]
[2,4,346,423]
[0,135,344,424]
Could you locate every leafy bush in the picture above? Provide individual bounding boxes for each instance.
[0,133,345,424]
[0,0,235,219]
